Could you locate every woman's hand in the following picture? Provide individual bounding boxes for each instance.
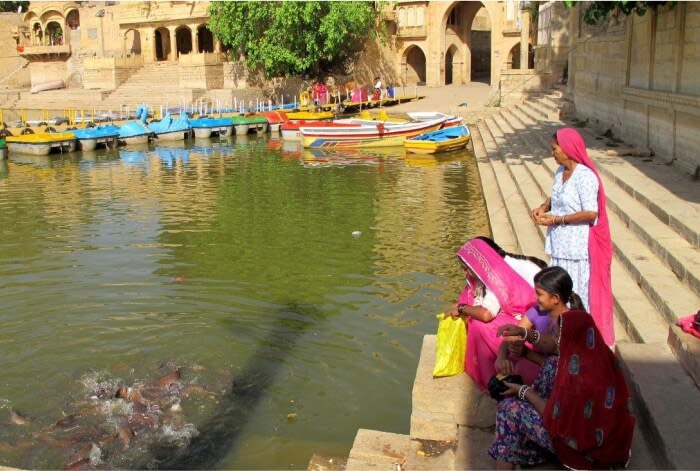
[501,381,522,397]
[447,304,461,319]
[497,324,526,341]
[495,357,515,376]
[531,202,549,221]
[535,213,557,227]
[508,340,525,357]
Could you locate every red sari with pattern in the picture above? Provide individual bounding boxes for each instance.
[544,310,635,469]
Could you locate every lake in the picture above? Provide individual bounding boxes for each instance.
[0,134,488,469]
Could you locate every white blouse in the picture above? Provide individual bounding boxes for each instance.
[545,164,599,260]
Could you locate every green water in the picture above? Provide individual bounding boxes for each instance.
[0,135,488,469]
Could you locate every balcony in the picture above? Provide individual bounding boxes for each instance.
[397,25,427,39]
[18,44,72,61]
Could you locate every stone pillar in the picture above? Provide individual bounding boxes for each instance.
[170,28,177,61]
[520,8,530,69]
[215,39,221,53]
[192,25,199,53]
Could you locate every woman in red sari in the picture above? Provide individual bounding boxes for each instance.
[489,267,635,470]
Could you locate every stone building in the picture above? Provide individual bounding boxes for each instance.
[2,0,536,106]
[536,1,700,176]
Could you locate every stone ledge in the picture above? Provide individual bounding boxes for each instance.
[617,342,700,470]
[667,324,700,390]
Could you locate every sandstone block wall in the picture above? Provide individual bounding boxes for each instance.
[568,2,700,175]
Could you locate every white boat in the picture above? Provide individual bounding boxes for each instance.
[300,117,447,148]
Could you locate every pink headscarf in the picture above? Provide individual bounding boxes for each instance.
[556,128,614,346]
[456,239,536,316]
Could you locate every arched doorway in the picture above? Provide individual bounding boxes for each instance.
[197,25,214,53]
[176,26,192,56]
[45,21,63,46]
[32,23,43,46]
[66,9,80,30]
[404,45,426,85]
[155,27,170,61]
[125,29,141,56]
[445,45,459,85]
[470,5,491,83]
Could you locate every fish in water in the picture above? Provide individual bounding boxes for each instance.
[9,407,31,425]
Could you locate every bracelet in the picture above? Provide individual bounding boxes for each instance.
[561,215,567,226]
[530,329,541,344]
[520,327,528,340]
[457,304,466,316]
[518,385,530,400]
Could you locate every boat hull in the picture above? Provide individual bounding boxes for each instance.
[78,135,119,151]
[192,126,233,138]
[6,132,77,155]
[404,124,471,154]
[120,134,150,145]
[153,130,190,141]
[404,135,470,154]
[300,118,446,148]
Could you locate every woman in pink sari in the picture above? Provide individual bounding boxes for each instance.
[531,127,614,346]
[449,238,538,392]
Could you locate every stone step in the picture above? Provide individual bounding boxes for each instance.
[474,100,700,470]
[617,340,700,469]
[518,99,700,251]
[475,119,545,259]
[469,123,519,253]
[482,112,667,342]
[496,105,700,323]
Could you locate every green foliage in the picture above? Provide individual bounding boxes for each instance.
[207,1,381,78]
[563,1,673,25]
[0,1,28,13]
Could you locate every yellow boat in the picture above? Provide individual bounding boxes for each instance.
[6,132,77,156]
[285,110,335,121]
[404,125,471,154]
[355,110,408,123]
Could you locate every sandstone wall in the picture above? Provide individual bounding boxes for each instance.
[569,2,700,175]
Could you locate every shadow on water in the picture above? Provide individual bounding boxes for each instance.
[144,302,321,469]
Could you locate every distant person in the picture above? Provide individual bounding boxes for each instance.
[372,76,382,101]
[530,127,614,346]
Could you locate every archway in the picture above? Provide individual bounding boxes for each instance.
[176,26,192,56]
[32,23,43,46]
[45,21,63,46]
[125,29,142,56]
[404,45,426,85]
[470,5,491,83]
[445,45,459,85]
[155,27,170,61]
[197,25,214,53]
[66,9,80,30]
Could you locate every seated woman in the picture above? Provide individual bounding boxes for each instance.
[448,238,540,392]
[489,267,635,470]
[494,267,576,385]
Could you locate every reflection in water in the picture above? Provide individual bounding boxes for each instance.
[0,136,488,469]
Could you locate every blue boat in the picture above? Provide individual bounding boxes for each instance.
[149,114,192,142]
[404,124,471,154]
[118,120,153,145]
[189,117,233,138]
[69,124,121,151]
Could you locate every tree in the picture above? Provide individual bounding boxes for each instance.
[0,1,28,13]
[564,1,673,25]
[207,1,381,78]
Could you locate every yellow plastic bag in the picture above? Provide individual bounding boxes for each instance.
[432,313,467,378]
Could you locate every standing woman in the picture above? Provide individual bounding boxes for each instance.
[530,128,614,346]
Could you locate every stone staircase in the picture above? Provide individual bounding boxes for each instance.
[101,62,206,111]
[342,89,700,470]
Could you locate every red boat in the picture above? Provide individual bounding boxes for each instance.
[281,120,362,141]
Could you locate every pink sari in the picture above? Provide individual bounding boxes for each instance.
[556,128,614,346]
[456,239,537,391]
